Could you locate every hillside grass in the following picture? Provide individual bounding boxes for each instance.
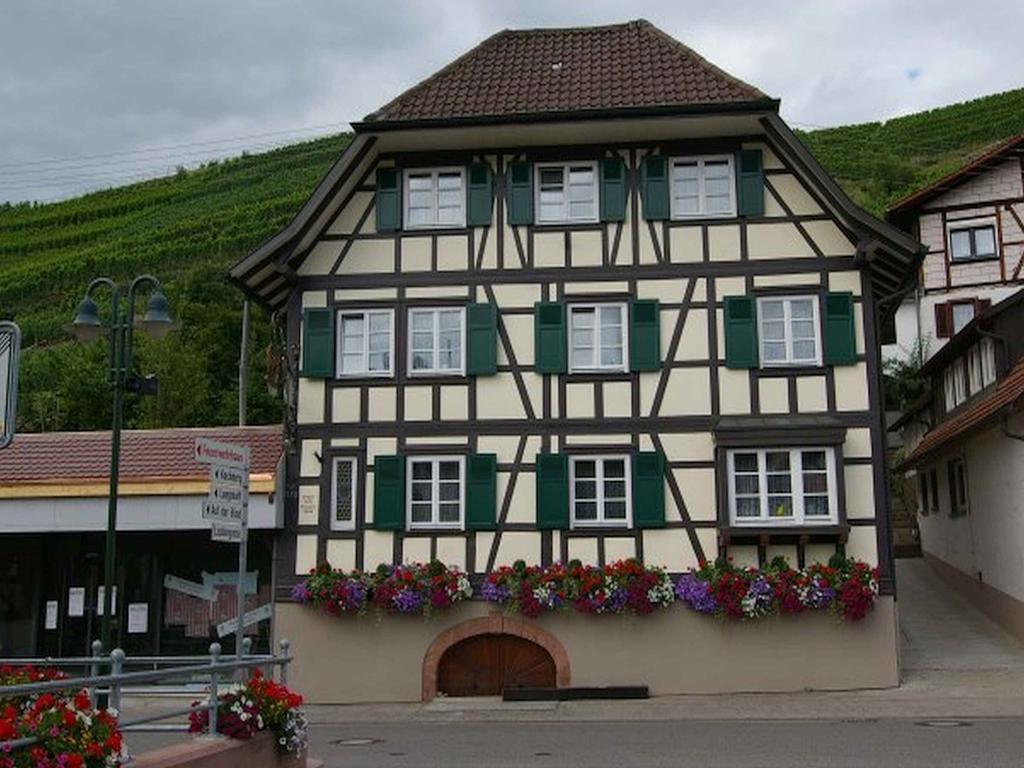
[1,88,1022,432]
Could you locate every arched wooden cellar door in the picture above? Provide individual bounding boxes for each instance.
[436,633,556,697]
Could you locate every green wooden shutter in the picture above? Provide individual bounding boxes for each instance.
[536,453,569,530]
[372,455,404,530]
[736,149,764,218]
[600,157,627,222]
[629,299,661,372]
[466,162,493,227]
[641,155,669,221]
[301,308,334,378]
[823,292,856,365]
[506,162,533,225]
[375,167,401,232]
[466,302,497,376]
[534,302,567,374]
[723,296,758,369]
[466,454,497,531]
[632,452,666,529]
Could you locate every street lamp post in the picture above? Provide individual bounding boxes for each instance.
[71,275,173,650]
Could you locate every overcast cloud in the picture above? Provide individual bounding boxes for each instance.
[1,0,1020,202]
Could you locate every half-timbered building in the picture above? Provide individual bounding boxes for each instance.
[886,133,1024,362]
[231,20,923,703]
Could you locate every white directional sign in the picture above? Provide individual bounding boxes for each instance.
[195,438,250,470]
[210,465,247,486]
[211,522,243,543]
[216,603,272,638]
[202,498,246,524]
[164,574,216,602]
[0,322,21,450]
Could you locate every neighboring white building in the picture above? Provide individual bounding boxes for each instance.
[0,425,283,657]
[884,134,1024,363]
[895,291,1024,640]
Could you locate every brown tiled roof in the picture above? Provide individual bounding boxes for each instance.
[362,20,769,125]
[0,425,282,484]
[902,359,1024,467]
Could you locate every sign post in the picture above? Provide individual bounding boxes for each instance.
[195,437,250,656]
[0,322,21,450]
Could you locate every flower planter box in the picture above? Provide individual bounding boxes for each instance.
[132,732,318,768]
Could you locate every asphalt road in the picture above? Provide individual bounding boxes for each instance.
[306,718,1024,768]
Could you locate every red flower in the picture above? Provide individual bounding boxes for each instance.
[67,752,84,768]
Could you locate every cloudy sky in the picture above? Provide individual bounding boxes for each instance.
[1,0,1019,203]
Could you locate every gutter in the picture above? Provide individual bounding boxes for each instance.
[353,98,782,133]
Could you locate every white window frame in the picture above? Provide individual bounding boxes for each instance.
[336,309,395,378]
[568,302,629,373]
[947,217,999,262]
[407,307,466,376]
[670,154,737,219]
[406,455,465,531]
[569,455,632,529]
[950,302,976,335]
[726,447,839,526]
[330,456,358,531]
[756,295,822,367]
[403,167,466,230]
[534,161,599,224]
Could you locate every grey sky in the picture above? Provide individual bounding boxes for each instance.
[1,0,1019,203]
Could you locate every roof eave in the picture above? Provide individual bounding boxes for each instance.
[353,98,781,133]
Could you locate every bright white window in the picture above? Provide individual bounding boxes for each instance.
[408,308,465,375]
[948,220,997,262]
[407,456,464,529]
[757,296,821,367]
[728,448,838,526]
[337,309,393,377]
[570,456,631,528]
[331,457,358,531]
[944,358,968,412]
[671,155,736,218]
[951,302,975,334]
[980,337,997,386]
[535,162,598,223]
[569,303,628,372]
[404,168,465,229]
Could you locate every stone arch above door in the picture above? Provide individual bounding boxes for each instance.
[421,614,571,700]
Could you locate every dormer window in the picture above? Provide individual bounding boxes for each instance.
[535,162,598,224]
[404,168,466,229]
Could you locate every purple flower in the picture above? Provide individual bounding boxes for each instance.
[801,578,835,610]
[480,581,509,603]
[392,588,423,614]
[603,587,628,613]
[675,573,717,614]
[290,581,310,603]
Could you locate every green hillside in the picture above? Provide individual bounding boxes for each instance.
[1,88,1022,433]
[796,88,1024,215]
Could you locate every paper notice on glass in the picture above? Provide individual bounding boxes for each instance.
[97,586,118,616]
[127,603,149,634]
[68,587,85,617]
[45,600,58,630]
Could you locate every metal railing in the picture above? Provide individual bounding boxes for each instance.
[0,638,292,756]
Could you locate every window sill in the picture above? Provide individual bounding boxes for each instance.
[402,224,468,234]
[670,211,737,222]
[335,373,395,383]
[720,524,849,540]
[949,255,1000,264]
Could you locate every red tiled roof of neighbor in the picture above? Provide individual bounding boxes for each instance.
[0,425,282,484]
[363,19,769,124]
[903,359,1024,466]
